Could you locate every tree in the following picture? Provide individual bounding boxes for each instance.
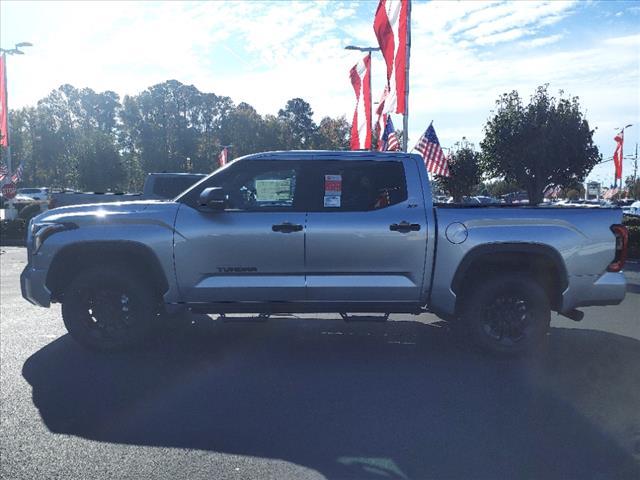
[435,140,481,202]
[481,85,600,204]
[625,176,640,200]
[277,98,317,149]
[565,185,585,200]
[220,103,268,158]
[316,116,350,150]
[6,80,349,192]
[76,131,124,191]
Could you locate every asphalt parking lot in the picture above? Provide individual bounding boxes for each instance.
[1,246,639,479]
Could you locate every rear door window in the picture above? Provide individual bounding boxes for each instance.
[308,160,407,212]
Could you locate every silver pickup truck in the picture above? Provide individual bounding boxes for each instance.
[21,151,629,355]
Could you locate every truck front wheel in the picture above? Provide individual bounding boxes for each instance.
[62,266,158,351]
[460,273,550,356]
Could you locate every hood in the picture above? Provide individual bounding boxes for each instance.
[33,200,180,225]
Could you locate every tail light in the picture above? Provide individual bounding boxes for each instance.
[607,224,628,272]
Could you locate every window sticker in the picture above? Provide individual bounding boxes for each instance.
[255,179,292,201]
[324,195,341,208]
[324,175,342,194]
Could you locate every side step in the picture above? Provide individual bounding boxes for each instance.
[340,313,390,322]
[218,313,270,323]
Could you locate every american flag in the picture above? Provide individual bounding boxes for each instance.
[10,163,23,183]
[218,147,228,167]
[414,123,450,176]
[0,161,8,181]
[603,187,619,200]
[544,184,563,199]
[378,116,400,151]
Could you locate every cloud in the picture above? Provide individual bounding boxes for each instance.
[603,33,640,46]
[414,0,576,47]
[518,33,564,48]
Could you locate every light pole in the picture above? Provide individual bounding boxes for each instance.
[1,42,33,178]
[1,42,32,220]
[345,45,380,151]
[634,142,638,196]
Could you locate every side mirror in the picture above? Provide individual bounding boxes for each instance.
[199,187,227,211]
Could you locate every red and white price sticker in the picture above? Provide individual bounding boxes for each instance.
[324,175,342,194]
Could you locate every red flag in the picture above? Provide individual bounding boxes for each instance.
[0,55,8,148]
[373,0,409,114]
[218,147,228,167]
[349,54,372,150]
[613,131,623,180]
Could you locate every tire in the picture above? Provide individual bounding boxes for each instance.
[62,266,159,351]
[460,273,550,356]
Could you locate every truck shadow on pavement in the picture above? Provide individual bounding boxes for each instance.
[23,318,640,479]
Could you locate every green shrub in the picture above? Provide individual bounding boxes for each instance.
[623,215,640,227]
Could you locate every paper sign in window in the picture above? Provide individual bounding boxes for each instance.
[324,195,341,207]
[255,179,292,201]
[324,175,342,194]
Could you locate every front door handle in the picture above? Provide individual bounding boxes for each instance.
[390,221,421,233]
[272,222,303,233]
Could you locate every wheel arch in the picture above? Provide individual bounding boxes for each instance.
[452,243,568,313]
[46,240,170,302]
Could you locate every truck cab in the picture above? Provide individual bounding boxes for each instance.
[173,152,432,311]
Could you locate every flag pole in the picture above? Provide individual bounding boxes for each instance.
[1,52,11,178]
[402,0,411,152]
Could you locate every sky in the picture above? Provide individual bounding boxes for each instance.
[1,0,639,185]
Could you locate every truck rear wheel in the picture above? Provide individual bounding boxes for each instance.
[62,266,158,351]
[460,273,550,356]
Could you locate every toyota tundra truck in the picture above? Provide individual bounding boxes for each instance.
[21,151,629,355]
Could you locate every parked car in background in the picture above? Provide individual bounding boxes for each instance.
[48,173,206,209]
[501,191,529,204]
[17,188,49,202]
[12,194,43,210]
[627,200,640,217]
[473,195,500,204]
[142,173,207,200]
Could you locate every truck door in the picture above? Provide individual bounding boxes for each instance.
[304,157,428,304]
[173,160,307,304]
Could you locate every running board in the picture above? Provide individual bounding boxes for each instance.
[340,313,390,322]
[218,313,270,323]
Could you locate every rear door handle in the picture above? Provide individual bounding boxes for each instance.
[272,222,303,233]
[390,221,421,233]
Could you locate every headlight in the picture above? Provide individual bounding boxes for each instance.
[32,222,77,253]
